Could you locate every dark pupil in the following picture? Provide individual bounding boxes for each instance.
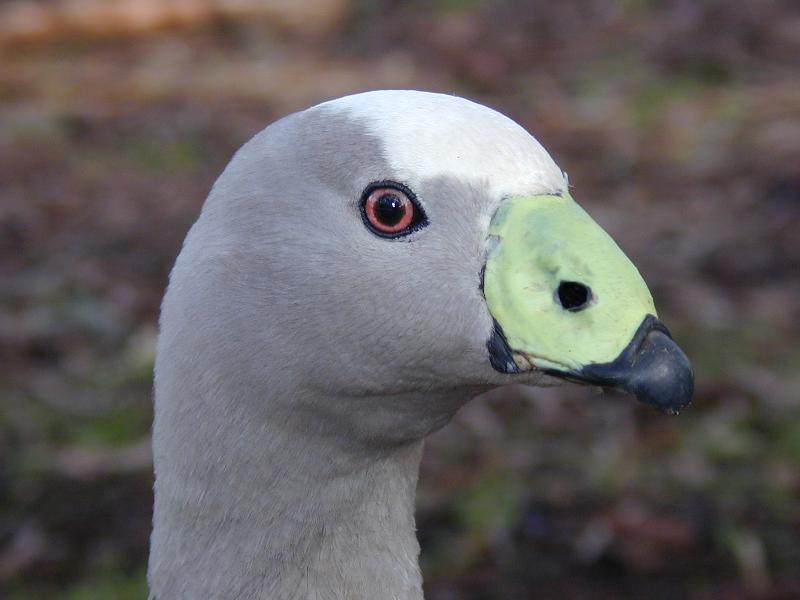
[375,194,406,226]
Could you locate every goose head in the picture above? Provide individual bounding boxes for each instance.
[161,90,691,428]
[151,90,692,598]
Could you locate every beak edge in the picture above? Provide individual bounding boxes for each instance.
[488,314,694,414]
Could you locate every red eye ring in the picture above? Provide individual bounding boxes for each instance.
[364,187,415,234]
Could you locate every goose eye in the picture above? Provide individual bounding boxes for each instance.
[360,182,426,238]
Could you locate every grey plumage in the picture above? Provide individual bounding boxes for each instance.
[149,91,568,599]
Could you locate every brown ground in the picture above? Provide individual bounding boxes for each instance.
[1,1,799,598]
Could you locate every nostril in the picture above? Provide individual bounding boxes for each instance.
[557,281,593,312]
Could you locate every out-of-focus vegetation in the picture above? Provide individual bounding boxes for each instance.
[1,0,798,598]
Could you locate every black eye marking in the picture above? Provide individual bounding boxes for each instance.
[360,180,428,239]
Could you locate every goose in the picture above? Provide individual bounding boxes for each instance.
[148,90,693,600]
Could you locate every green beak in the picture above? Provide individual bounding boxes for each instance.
[483,193,693,413]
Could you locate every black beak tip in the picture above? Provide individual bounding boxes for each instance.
[574,316,694,414]
[625,329,694,414]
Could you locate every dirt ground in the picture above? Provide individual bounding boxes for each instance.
[1,1,799,598]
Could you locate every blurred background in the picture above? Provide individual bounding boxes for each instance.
[1,0,798,598]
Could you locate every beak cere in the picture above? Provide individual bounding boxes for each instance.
[483,193,694,413]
